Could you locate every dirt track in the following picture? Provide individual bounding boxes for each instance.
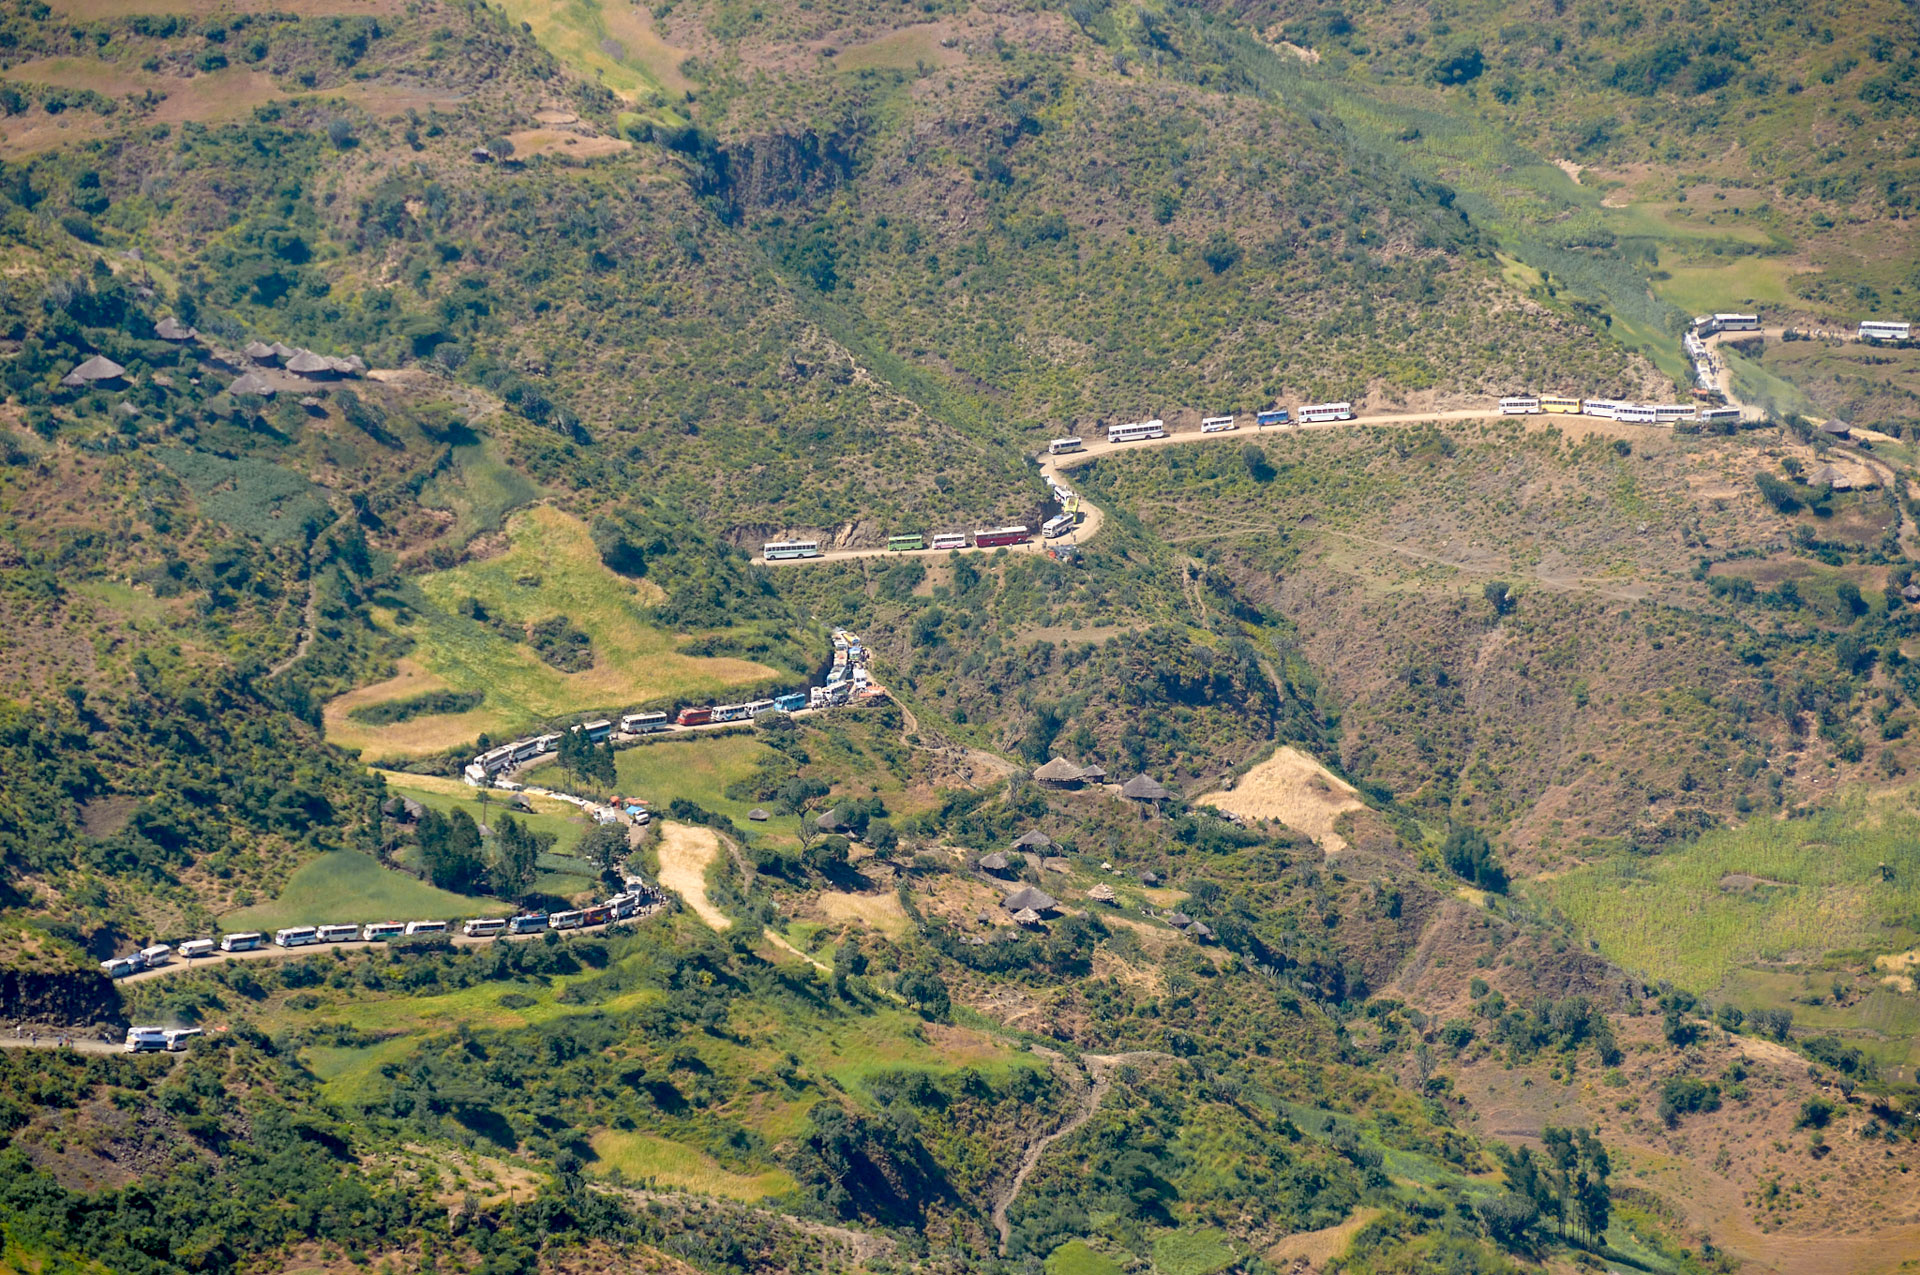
[655,822,731,930]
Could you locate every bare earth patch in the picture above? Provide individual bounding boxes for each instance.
[1265,1207,1383,1271]
[505,128,631,160]
[810,889,910,937]
[1196,745,1366,852]
[655,823,729,930]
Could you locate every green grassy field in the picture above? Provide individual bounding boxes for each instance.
[1537,789,1920,992]
[1651,257,1801,316]
[327,507,781,757]
[416,440,540,547]
[380,771,593,858]
[616,731,790,833]
[1044,1241,1126,1275]
[586,1131,797,1200]
[1149,1228,1237,1275]
[222,851,512,932]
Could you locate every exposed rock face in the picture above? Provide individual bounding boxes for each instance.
[0,966,123,1027]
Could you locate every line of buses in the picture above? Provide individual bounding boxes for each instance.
[1497,395,1740,425]
[764,519,1077,560]
[102,890,659,978]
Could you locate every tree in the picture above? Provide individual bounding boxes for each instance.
[493,814,549,900]
[326,116,356,149]
[485,135,514,160]
[1484,580,1515,616]
[1201,230,1242,274]
[898,971,950,1019]
[578,822,629,876]
[1241,443,1274,481]
[418,807,486,894]
[781,776,830,816]
[1441,825,1508,892]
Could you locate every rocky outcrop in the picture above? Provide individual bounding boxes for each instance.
[1,965,123,1028]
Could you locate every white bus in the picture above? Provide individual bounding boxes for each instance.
[361,921,405,942]
[1860,320,1911,342]
[1299,402,1354,423]
[1713,313,1760,332]
[1581,399,1626,420]
[1201,415,1237,433]
[930,532,968,551]
[464,918,508,938]
[405,920,448,936]
[1653,404,1696,422]
[1499,397,1541,415]
[549,909,586,930]
[1107,419,1167,444]
[621,711,668,733]
[101,956,142,978]
[177,939,216,959]
[762,540,822,560]
[1047,437,1084,454]
[317,924,361,943]
[274,926,321,948]
[126,1027,170,1053]
[219,932,266,953]
[1697,406,1742,425]
[1042,513,1074,539]
[1615,403,1661,424]
[140,944,173,967]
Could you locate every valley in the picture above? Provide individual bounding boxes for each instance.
[0,0,1918,1272]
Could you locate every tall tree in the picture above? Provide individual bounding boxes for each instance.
[493,814,550,900]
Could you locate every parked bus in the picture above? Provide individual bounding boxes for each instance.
[317,924,360,943]
[220,932,266,953]
[762,540,822,560]
[710,702,752,723]
[101,956,142,979]
[973,526,1031,548]
[508,913,549,935]
[930,532,968,551]
[1539,395,1581,414]
[1042,513,1075,539]
[1047,437,1084,454]
[405,920,448,936]
[675,706,713,727]
[621,711,669,733]
[1499,396,1541,415]
[1255,408,1290,427]
[177,939,216,959]
[1614,403,1660,423]
[1299,402,1354,423]
[886,532,925,552]
[462,918,507,939]
[582,905,614,927]
[549,910,585,930]
[126,1027,170,1053]
[1697,407,1742,425]
[360,922,405,943]
[1582,399,1626,420]
[774,692,808,712]
[1107,419,1167,444]
[1713,313,1760,332]
[274,926,321,948]
[581,719,613,744]
[1653,404,1696,422]
[140,944,173,967]
[163,1028,201,1051]
[1201,415,1237,433]
[1860,320,1910,342]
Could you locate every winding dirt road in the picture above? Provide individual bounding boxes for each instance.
[991,1048,1173,1255]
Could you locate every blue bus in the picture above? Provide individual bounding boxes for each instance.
[1255,408,1290,427]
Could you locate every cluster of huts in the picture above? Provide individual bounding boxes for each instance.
[972,823,1212,941]
[1032,758,1173,812]
[58,318,367,402]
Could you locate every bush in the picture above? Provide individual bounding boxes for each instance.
[1441,825,1507,892]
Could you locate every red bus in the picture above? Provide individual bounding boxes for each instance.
[582,905,613,927]
[676,706,712,726]
[972,526,1030,548]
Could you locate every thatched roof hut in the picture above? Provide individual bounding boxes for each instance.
[1078,763,1107,782]
[1808,463,1852,490]
[1086,883,1118,905]
[815,808,849,833]
[748,808,769,822]
[978,851,1011,874]
[1032,756,1085,785]
[1165,911,1193,929]
[154,317,198,342]
[1189,922,1215,942]
[1820,419,1851,438]
[1002,885,1058,914]
[1902,584,1920,604]
[270,342,297,360]
[1137,870,1162,887]
[286,350,338,378]
[60,355,126,388]
[1011,829,1054,851]
[228,372,276,397]
[1121,775,1171,801]
[1011,907,1044,927]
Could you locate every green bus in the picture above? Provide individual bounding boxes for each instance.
[887,533,926,552]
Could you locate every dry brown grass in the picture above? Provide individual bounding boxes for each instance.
[1263,1207,1383,1272]
[504,128,632,161]
[655,823,729,930]
[809,889,910,937]
[1196,746,1365,852]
